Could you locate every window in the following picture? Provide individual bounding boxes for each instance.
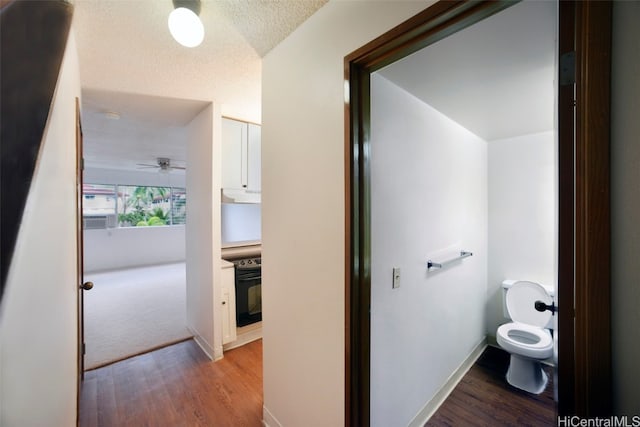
[171,188,187,225]
[82,184,187,229]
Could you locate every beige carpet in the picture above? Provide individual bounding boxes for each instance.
[83,263,192,370]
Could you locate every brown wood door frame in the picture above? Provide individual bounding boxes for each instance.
[75,96,86,424]
[344,1,612,425]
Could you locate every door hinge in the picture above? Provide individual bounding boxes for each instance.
[560,51,576,86]
[81,158,85,171]
[83,342,86,355]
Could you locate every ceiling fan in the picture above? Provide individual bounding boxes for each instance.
[136,157,186,172]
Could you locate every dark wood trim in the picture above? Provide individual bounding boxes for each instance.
[573,0,612,416]
[345,1,513,71]
[345,0,612,424]
[343,57,354,427]
[0,0,73,298]
[557,0,576,416]
[558,0,613,416]
[76,97,85,427]
[345,60,372,427]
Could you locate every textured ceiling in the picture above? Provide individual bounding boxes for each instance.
[73,0,327,171]
[211,0,328,57]
[81,89,209,171]
[74,0,326,123]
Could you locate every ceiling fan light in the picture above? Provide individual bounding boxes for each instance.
[168,7,204,48]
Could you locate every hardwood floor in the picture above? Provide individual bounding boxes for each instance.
[79,339,263,427]
[427,345,556,427]
[80,340,553,427]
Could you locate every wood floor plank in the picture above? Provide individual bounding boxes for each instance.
[139,352,181,427]
[79,339,263,427]
[94,367,119,427]
[79,373,98,427]
[427,345,556,427]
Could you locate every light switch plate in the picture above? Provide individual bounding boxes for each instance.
[392,267,401,289]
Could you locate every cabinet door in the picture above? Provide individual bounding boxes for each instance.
[222,118,247,190]
[221,267,237,345]
[247,123,261,193]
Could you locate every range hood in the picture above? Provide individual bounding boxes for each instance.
[221,188,261,204]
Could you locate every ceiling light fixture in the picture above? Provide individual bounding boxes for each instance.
[168,0,204,48]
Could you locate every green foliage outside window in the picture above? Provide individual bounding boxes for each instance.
[82,184,186,228]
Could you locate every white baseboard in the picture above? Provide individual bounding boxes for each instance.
[214,344,224,361]
[408,337,487,427]
[262,405,283,427]
[486,333,498,347]
[188,326,215,361]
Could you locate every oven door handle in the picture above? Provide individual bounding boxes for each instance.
[237,275,262,281]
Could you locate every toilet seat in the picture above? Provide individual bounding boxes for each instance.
[497,322,553,359]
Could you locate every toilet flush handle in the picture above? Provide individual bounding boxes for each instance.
[534,300,557,315]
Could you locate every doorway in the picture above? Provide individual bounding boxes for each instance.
[368,1,558,422]
[345,1,611,425]
[79,90,207,369]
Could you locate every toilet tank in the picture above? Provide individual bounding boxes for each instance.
[502,279,555,329]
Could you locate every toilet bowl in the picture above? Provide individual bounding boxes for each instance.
[497,280,554,394]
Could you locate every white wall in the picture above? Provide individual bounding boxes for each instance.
[84,226,185,272]
[370,74,487,426]
[185,104,224,360]
[486,131,556,336]
[0,32,80,427]
[221,203,261,245]
[611,0,640,415]
[262,2,433,426]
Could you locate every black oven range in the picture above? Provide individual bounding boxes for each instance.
[232,257,262,327]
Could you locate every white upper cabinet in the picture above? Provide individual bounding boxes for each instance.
[221,118,261,203]
[247,123,261,193]
[221,118,247,190]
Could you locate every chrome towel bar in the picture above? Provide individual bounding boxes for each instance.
[427,251,473,270]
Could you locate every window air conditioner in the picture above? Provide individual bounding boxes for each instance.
[83,214,117,229]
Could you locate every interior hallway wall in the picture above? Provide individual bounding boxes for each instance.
[261,1,433,425]
[0,32,80,427]
[486,131,556,337]
[185,104,224,360]
[611,0,640,414]
[370,74,488,426]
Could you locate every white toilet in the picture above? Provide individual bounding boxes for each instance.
[496,280,554,394]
